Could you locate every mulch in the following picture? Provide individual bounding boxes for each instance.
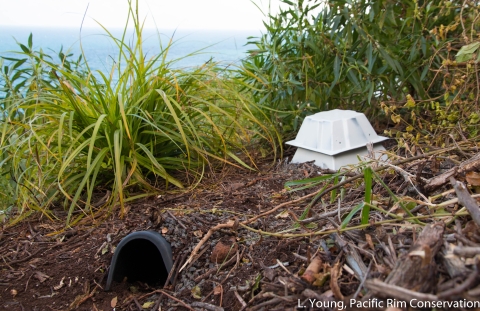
[1,143,480,311]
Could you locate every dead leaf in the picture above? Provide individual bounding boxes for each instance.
[275,210,289,219]
[467,171,480,193]
[193,230,203,238]
[375,263,390,275]
[271,192,286,199]
[230,182,244,191]
[191,285,202,299]
[53,276,65,290]
[263,266,276,281]
[463,220,479,239]
[312,272,330,287]
[365,233,374,250]
[375,225,387,241]
[466,171,480,186]
[34,271,50,283]
[142,301,155,308]
[110,296,118,308]
[210,236,238,263]
[213,285,222,295]
[101,244,109,255]
[129,286,138,293]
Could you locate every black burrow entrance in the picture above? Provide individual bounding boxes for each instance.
[105,231,173,291]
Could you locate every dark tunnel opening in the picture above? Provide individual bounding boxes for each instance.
[112,238,169,286]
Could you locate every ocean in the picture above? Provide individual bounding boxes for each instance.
[0,26,257,71]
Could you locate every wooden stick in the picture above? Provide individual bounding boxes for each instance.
[450,177,480,227]
[330,261,345,300]
[365,279,438,301]
[301,256,323,284]
[233,288,247,309]
[453,246,480,258]
[191,302,224,311]
[155,289,195,311]
[179,221,235,271]
[384,222,445,293]
[438,269,479,298]
[426,152,480,192]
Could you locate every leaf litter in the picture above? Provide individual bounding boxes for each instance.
[1,141,480,310]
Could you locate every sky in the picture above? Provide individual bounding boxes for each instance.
[0,0,284,31]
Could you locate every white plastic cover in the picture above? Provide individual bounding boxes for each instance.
[286,109,387,155]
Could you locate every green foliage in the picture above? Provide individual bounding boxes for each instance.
[284,171,343,225]
[284,161,421,229]
[243,0,479,137]
[340,202,364,229]
[0,173,14,213]
[0,1,280,224]
[361,166,372,224]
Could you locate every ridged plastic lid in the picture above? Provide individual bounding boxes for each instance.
[286,109,387,155]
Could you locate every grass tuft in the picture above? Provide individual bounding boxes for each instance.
[0,1,280,225]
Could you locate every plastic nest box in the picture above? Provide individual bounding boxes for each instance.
[105,231,173,291]
[286,109,388,170]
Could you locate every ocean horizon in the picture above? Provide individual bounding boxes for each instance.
[0,26,258,71]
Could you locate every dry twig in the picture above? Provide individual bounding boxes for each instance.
[365,278,438,301]
[155,290,195,311]
[191,302,224,311]
[450,177,480,227]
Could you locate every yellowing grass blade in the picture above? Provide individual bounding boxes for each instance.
[113,129,125,217]
[157,90,190,160]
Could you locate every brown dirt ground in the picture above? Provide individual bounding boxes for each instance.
[1,145,480,311]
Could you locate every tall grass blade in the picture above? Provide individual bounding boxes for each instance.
[341,202,365,229]
[361,166,373,225]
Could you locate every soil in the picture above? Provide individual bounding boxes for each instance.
[1,146,480,311]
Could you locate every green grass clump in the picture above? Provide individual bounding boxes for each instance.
[0,1,280,225]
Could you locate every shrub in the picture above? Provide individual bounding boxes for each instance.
[242,0,480,140]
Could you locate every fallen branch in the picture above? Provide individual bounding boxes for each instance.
[425,167,458,192]
[365,279,438,301]
[68,284,98,311]
[233,288,247,309]
[438,268,479,298]
[191,302,224,311]
[385,222,445,293]
[249,297,284,311]
[450,177,480,227]
[330,261,344,300]
[299,206,354,224]
[179,221,236,271]
[425,152,480,192]
[301,256,323,284]
[155,290,195,311]
[453,246,480,258]
[441,245,470,278]
[333,233,368,280]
